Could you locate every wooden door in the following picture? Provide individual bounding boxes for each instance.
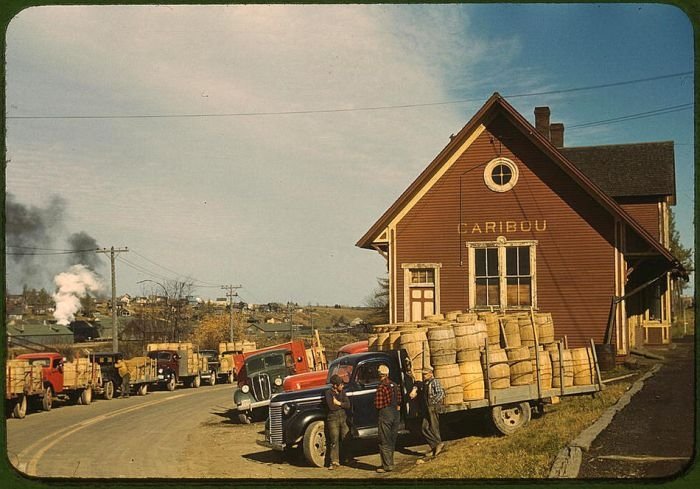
[410,287,435,322]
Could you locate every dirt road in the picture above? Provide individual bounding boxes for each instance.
[6,384,428,479]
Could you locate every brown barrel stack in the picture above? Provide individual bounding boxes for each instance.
[434,364,463,405]
[571,347,595,385]
[506,346,533,385]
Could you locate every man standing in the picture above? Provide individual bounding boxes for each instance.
[325,374,350,470]
[410,366,445,457]
[374,364,401,473]
[115,357,130,398]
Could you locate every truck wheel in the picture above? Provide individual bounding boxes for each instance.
[238,412,252,424]
[104,381,114,400]
[42,386,53,412]
[228,373,234,384]
[138,384,148,396]
[80,387,93,405]
[192,375,201,388]
[167,376,176,391]
[491,402,531,436]
[13,395,27,419]
[209,371,217,386]
[302,420,326,468]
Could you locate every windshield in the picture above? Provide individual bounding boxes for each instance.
[246,353,285,373]
[157,352,171,361]
[27,358,50,367]
[201,351,217,360]
[328,363,354,384]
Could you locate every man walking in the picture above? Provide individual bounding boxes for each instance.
[374,364,401,473]
[325,374,350,470]
[115,357,130,398]
[411,366,445,457]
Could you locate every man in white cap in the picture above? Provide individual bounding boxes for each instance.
[410,366,445,457]
[374,364,401,473]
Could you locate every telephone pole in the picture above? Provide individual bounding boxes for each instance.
[221,284,242,342]
[97,246,129,352]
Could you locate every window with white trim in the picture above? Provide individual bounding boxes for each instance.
[468,237,536,310]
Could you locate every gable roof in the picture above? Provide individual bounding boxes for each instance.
[561,142,676,202]
[356,93,685,277]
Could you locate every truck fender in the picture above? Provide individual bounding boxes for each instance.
[233,388,254,407]
[290,412,327,447]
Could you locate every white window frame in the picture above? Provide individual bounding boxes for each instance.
[467,236,537,311]
[401,263,442,321]
[484,157,519,193]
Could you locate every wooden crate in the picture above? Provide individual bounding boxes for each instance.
[147,342,194,352]
[63,358,99,388]
[125,357,158,382]
[6,360,43,395]
[218,341,256,354]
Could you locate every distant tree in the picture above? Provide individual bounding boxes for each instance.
[669,209,694,319]
[189,314,230,350]
[80,293,96,317]
[364,276,389,324]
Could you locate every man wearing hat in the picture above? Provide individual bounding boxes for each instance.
[410,366,445,457]
[374,364,401,473]
[325,374,350,470]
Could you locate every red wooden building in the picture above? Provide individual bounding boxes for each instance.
[357,93,687,356]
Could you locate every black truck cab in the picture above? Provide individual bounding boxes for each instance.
[261,350,418,467]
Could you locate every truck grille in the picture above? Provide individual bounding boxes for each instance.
[269,405,283,445]
[251,373,271,401]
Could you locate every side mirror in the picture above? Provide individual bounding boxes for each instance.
[296,357,302,363]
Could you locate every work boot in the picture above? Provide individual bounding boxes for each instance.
[433,442,444,457]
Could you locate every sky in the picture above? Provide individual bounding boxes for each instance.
[4,3,695,306]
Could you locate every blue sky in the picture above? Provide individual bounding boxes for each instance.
[4,3,694,305]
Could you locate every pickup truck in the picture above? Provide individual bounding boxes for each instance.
[260,348,602,467]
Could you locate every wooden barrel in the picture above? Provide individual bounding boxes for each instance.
[425,313,445,322]
[430,350,457,366]
[445,310,462,321]
[550,349,574,387]
[373,324,389,333]
[456,312,478,324]
[481,347,510,389]
[388,331,401,350]
[535,313,555,344]
[368,334,378,351]
[458,361,485,401]
[454,320,488,351]
[434,364,463,405]
[376,332,390,352]
[507,347,533,385]
[456,348,481,362]
[571,347,595,385]
[427,326,456,352]
[479,313,501,345]
[501,318,522,348]
[529,346,553,389]
[518,316,537,347]
[400,331,430,381]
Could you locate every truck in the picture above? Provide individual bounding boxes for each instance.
[259,345,603,467]
[232,338,327,424]
[198,350,222,386]
[282,340,369,392]
[219,340,257,383]
[90,352,159,398]
[15,352,102,412]
[146,342,207,391]
[5,359,45,418]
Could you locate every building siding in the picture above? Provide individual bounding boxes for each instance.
[394,114,616,348]
[619,199,661,242]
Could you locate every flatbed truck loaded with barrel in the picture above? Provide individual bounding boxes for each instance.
[260,311,605,467]
[5,359,45,418]
[14,352,103,415]
[146,342,208,390]
[90,352,159,398]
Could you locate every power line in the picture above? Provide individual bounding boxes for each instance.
[568,103,693,130]
[6,71,692,120]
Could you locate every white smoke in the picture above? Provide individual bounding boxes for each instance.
[52,265,104,326]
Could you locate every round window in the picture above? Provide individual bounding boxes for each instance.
[484,157,519,192]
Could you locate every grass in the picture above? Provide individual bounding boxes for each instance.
[393,382,631,479]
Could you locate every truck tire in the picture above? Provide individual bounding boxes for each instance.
[491,402,531,436]
[42,386,53,412]
[302,420,326,468]
[209,371,217,386]
[192,375,201,388]
[103,381,114,400]
[138,384,148,396]
[238,412,252,424]
[13,395,27,419]
[167,375,176,391]
[228,373,234,384]
[80,387,93,405]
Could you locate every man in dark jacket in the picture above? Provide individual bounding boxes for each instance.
[325,374,350,469]
[413,366,445,457]
[374,364,401,473]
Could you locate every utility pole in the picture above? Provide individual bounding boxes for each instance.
[221,284,242,342]
[97,246,128,352]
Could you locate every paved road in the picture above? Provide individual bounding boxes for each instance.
[578,336,695,479]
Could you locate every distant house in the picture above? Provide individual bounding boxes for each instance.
[7,321,74,346]
[246,322,305,337]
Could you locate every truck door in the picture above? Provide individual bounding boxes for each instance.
[346,359,392,438]
[51,357,64,393]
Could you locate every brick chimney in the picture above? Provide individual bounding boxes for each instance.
[550,123,564,148]
[534,106,550,140]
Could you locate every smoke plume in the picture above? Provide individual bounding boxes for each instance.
[52,265,105,326]
[67,232,101,270]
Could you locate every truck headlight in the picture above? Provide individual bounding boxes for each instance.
[241,385,250,393]
[274,377,283,386]
[282,403,295,416]
[158,368,163,374]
